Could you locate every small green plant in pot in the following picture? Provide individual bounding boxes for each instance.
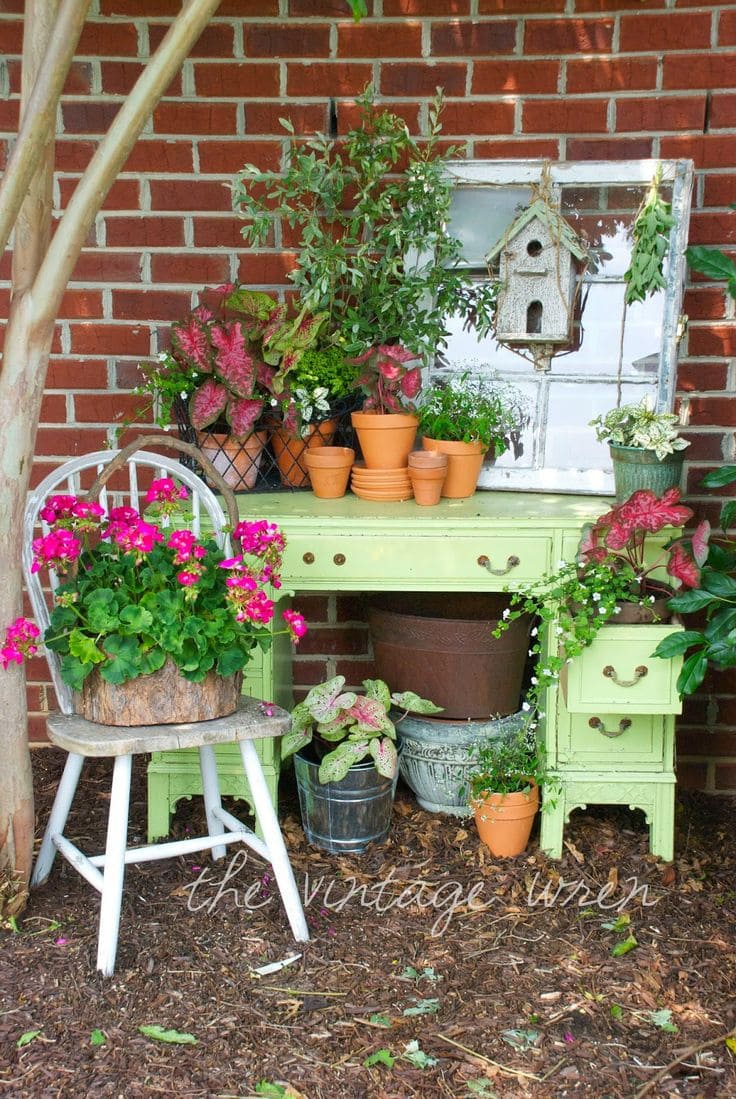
[468,730,549,857]
[590,398,689,502]
[281,676,441,854]
[417,371,529,498]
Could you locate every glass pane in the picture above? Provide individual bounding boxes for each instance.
[449,186,532,267]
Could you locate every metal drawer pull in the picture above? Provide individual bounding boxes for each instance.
[333,553,346,566]
[477,554,520,575]
[589,717,632,739]
[602,664,648,687]
[302,552,315,564]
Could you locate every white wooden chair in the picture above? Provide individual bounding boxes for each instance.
[26,435,308,975]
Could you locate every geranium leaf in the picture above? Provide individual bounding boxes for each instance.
[68,629,106,666]
[138,1025,198,1045]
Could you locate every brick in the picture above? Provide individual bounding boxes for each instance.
[703,174,736,207]
[475,137,560,159]
[148,22,235,58]
[234,253,299,286]
[296,627,370,657]
[336,595,370,622]
[220,0,279,11]
[431,21,516,56]
[577,0,667,8]
[245,24,330,59]
[115,360,149,389]
[660,134,736,168]
[480,0,563,10]
[287,62,374,98]
[381,63,468,98]
[337,99,420,134]
[47,360,109,390]
[111,290,193,323]
[61,100,122,135]
[0,100,20,130]
[677,357,728,390]
[566,136,654,159]
[104,216,185,248]
[386,0,468,12]
[719,9,736,45]
[28,717,50,745]
[289,0,373,11]
[120,140,194,174]
[619,11,711,52]
[617,95,706,133]
[101,61,181,97]
[687,326,736,359]
[290,595,330,620]
[524,19,613,55]
[711,697,736,726]
[99,0,183,13]
[678,730,736,756]
[686,393,736,426]
[675,430,727,461]
[58,289,104,320]
[58,178,141,212]
[0,19,23,53]
[710,93,736,130]
[334,659,379,683]
[198,139,281,175]
[152,102,238,136]
[70,322,151,356]
[338,23,423,58]
[663,52,736,90]
[55,139,97,173]
[675,762,708,789]
[291,660,332,691]
[245,103,328,136]
[77,21,139,57]
[149,179,233,213]
[150,253,232,285]
[192,215,251,249]
[71,252,142,283]
[40,395,67,422]
[523,99,608,134]
[715,764,736,790]
[435,100,515,136]
[73,393,141,424]
[194,62,280,99]
[683,289,730,322]
[472,59,559,95]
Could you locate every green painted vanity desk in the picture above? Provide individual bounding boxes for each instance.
[147,490,681,861]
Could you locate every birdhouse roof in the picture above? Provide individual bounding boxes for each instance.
[486,198,590,264]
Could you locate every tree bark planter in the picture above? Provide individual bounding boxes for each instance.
[471,780,539,857]
[196,429,268,493]
[293,745,398,854]
[609,443,684,503]
[351,411,418,470]
[420,438,486,499]
[75,659,242,726]
[398,710,525,816]
[368,593,532,720]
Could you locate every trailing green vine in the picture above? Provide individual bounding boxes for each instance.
[623,166,675,305]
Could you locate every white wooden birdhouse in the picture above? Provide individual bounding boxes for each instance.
[487,198,589,369]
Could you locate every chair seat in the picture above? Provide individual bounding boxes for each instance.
[47,696,290,757]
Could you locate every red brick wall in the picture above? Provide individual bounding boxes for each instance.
[1,0,735,789]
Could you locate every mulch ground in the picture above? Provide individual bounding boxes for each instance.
[0,750,734,1099]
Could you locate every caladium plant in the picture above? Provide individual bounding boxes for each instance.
[281,675,442,783]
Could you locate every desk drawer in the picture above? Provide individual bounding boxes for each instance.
[558,710,667,767]
[283,534,552,586]
[562,624,683,715]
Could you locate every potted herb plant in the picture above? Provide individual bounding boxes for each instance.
[590,397,689,501]
[468,729,549,857]
[495,488,709,728]
[280,675,441,853]
[418,371,529,498]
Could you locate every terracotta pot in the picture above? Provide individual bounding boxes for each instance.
[471,780,539,857]
[75,659,242,726]
[271,418,339,488]
[408,464,446,506]
[196,429,268,492]
[615,589,674,624]
[421,437,486,498]
[304,446,355,499]
[408,450,448,471]
[351,411,418,470]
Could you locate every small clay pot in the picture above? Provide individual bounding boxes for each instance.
[304,447,355,499]
[408,450,448,471]
[471,780,539,857]
[408,464,446,506]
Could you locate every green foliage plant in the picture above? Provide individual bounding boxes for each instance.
[418,370,529,457]
[468,728,549,802]
[623,166,675,305]
[590,397,689,461]
[280,675,442,783]
[232,86,497,365]
[278,345,360,438]
[651,225,736,696]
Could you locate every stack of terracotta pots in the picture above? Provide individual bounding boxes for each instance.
[407,450,448,505]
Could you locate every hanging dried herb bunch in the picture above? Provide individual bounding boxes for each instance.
[623,166,675,305]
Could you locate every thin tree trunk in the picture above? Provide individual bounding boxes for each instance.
[0,0,222,914]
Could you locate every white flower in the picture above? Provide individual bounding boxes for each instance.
[530,676,538,685]
[541,668,552,678]
[592,592,601,602]
[599,606,608,614]
[502,608,510,620]
[528,650,534,657]
[613,606,622,614]
[555,626,564,636]
[522,701,531,712]
[530,626,538,637]
[180,390,188,400]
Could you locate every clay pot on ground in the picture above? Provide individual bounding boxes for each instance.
[420,437,487,499]
[271,418,339,488]
[471,781,540,857]
[196,429,268,492]
[304,446,355,499]
[351,410,418,470]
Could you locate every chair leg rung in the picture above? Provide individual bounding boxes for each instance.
[54,834,105,893]
[88,831,252,867]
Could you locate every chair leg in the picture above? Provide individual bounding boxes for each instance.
[96,754,132,977]
[199,743,226,861]
[31,752,86,887]
[238,739,309,943]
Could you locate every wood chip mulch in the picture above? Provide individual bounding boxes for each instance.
[0,750,734,1099]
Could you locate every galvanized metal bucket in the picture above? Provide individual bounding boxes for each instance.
[294,748,398,854]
